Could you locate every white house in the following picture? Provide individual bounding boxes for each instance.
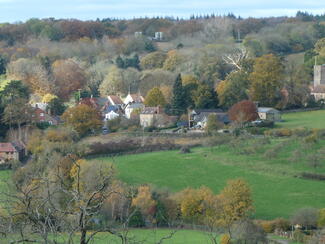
[105,111,120,121]
[123,93,144,105]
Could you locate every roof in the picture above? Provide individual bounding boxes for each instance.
[258,107,279,113]
[194,112,229,123]
[141,107,159,114]
[0,143,17,152]
[191,109,223,115]
[0,142,25,153]
[104,105,120,113]
[129,94,144,103]
[108,95,123,105]
[126,103,144,109]
[312,85,325,93]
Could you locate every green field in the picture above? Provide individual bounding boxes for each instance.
[92,138,325,220]
[278,110,325,129]
[4,229,211,244]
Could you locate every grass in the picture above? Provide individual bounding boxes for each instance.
[278,110,325,129]
[92,138,325,220]
[4,229,212,244]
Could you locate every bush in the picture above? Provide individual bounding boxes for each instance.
[293,230,305,243]
[273,218,290,231]
[220,234,231,244]
[301,172,325,181]
[265,128,292,137]
[179,146,191,154]
[259,220,275,233]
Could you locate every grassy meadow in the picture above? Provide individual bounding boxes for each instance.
[278,110,325,129]
[93,137,325,220]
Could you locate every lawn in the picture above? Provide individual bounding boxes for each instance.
[278,110,325,129]
[92,138,325,220]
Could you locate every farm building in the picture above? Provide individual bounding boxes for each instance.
[258,107,281,122]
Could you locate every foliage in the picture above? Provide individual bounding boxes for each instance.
[205,114,223,134]
[249,54,284,107]
[217,71,250,108]
[62,104,102,136]
[144,87,166,107]
[140,51,167,70]
[228,100,258,123]
[192,83,218,109]
[171,74,186,115]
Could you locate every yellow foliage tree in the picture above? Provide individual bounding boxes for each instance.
[144,87,166,107]
[218,179,254,237]
[62,104,102,136]
[132,185,156,220]
[42,93,58,103]
[163,50,184,71]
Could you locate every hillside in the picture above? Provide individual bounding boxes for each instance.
[91,137,325,219]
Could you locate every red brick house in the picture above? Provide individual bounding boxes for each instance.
[32,108,59,125]
[0,142,26,163]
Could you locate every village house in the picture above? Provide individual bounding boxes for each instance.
[0,142,25,163]
[189,109,230,129]
[140,106,175,128]
[32,107,60,125]
[103,105,121,121]
[311,64,325,102]
[107,95,124,107]
[123,93,145,105]
[125,103,145,119]
[257,107,281,122]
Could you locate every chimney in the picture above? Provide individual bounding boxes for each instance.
[157,106,163,114]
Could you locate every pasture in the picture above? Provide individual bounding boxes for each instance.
[278,110,325,129]
[93,138,325,219]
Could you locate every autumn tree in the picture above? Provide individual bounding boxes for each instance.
[7,58,53,96]
[218,179,254,239]
[228,100,258,124]
[163,50,184,71]
[52,59,87,100]
[62,104,102,136]
[205,114,223,134]
[249,54,284,106]
[100,66,140,96]
[132,185,157,224]
[140,51,167,70]
[139,69,175,95]
[145,87,166,107]
[217,71,250,108]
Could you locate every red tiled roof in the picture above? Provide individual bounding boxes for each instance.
[129,94,144,103]
[108,95,123,105]
[0,143,17,152]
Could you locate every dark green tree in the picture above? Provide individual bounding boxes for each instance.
[193,84,218,109]
[115,55,125,69]
[0,56,6,75]
[48,97,66,116]
[171,74,186,115]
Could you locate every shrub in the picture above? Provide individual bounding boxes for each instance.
[292,128,312,137]
[273,218,290,231]
[179,146,191,154]
[301,172,325,181]
[220,234,231,244]
[259,220,275,233]
[293,230,305,243]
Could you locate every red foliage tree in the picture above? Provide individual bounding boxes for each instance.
[228,100,258,123]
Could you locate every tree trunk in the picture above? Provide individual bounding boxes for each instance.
[80,229,87,244]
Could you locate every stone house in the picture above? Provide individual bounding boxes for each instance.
[125,103,145,119]
[140,106,174,128]
[257,107,281,122]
